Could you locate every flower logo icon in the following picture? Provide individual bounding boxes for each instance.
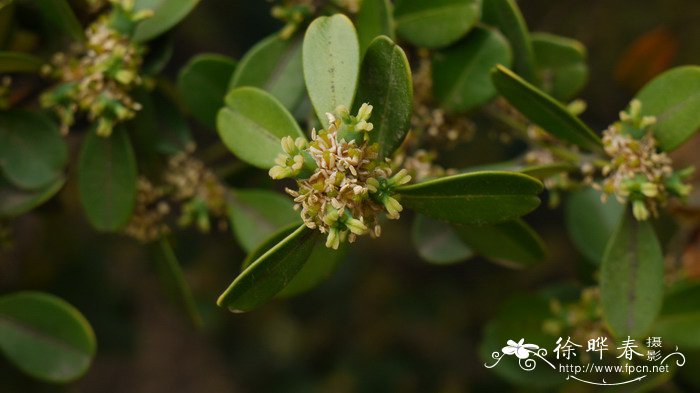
[502,339,540,359]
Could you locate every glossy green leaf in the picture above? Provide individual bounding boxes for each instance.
[217,225,318,312]
[0,291,96,383]
[491,65,602,151]
[154,238,203,328]
[217,87,304,169]
[653,282,700,348]
[177,54,237,128]
[433,26,512,112]
[354,36,412,158]
[303,14,360,127]
[239,224,346,298]
[565,188,624,264]
[454,219,545,267]
[412,215,473,265]
[394,0,480,49]
[277,240,346,298]
[396,171,543,225]
[133,0,200,42]
[531,32,588,101]
[481,0,536,82]
[227,189,300,253]
[0,176,64,218]
[356,0,394,54]
[33,0,84,42]
[0,110,68,190]
[0,52,44,73]
[77,127,137,232]
[634,66,700,151]
[600,208,664,338]
[229,34,305,112]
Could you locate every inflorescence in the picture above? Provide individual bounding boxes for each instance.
[40,0,151,136]
[596,100,692,220]
[269,104,411,249]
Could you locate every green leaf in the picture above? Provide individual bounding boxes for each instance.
[412,215,473,265]
[356,0,394,54]
[531,33,588,101]
[277,240,346,298]
[454,219,545,267]
[77,126,137,231]
[565,188,624,264]
[600,208,664,338]
[433,26,512,112]
[481,0,536,82]
[177,54,237,128]
[353,36,412,158]
[0,291,96,383]
[33,0,85,42]
[226,189,300,253]
[0,52,45,73]
[133,0,200,42]
[491,65,602,151]
[396,171,543,225]
[0,110,68,190]
[0,176,65,218]
[229,33,305,112]
[239,224,346,298]
[518,162,578,179]
[217,224,318,312]
[217,87,305,169]
[303,14,360,127]
[394,0,480,49]
[652,282,700,349]
[634,66,700,151]
[154,238,203,328]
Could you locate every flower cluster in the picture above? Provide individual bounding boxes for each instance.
[270,104,411,249]
[124,150,228,242]
[597,100,692,220]
[40,0,151,136]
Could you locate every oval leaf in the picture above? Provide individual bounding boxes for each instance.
[132,0,200,42]
[217,224,318,312]
[0,52,45,73]
[229,33,305,112]
[565,188,624,264]
[394,0,480,49]
[353,36,412,159]
[0,176,65,218]
[356,0,395,54]
[491,65,602,151]
[303,14,360,127]
[0,110,68,190]
[177,53,237,128]
[412,214,473,265]
[481,0,536,82]
[634,66,700,151]
[227,188,300,253]
[600,208,664,338]
[453,219,546,267]
[532,32,588,101]
[77,126,137,231]
[396,171,543,225]
[0,291,96,383]
[217,87,304,169]
[433,26,512,112]
[277,241,346,298]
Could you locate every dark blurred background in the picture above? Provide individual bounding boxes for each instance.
[1,1,700,392]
